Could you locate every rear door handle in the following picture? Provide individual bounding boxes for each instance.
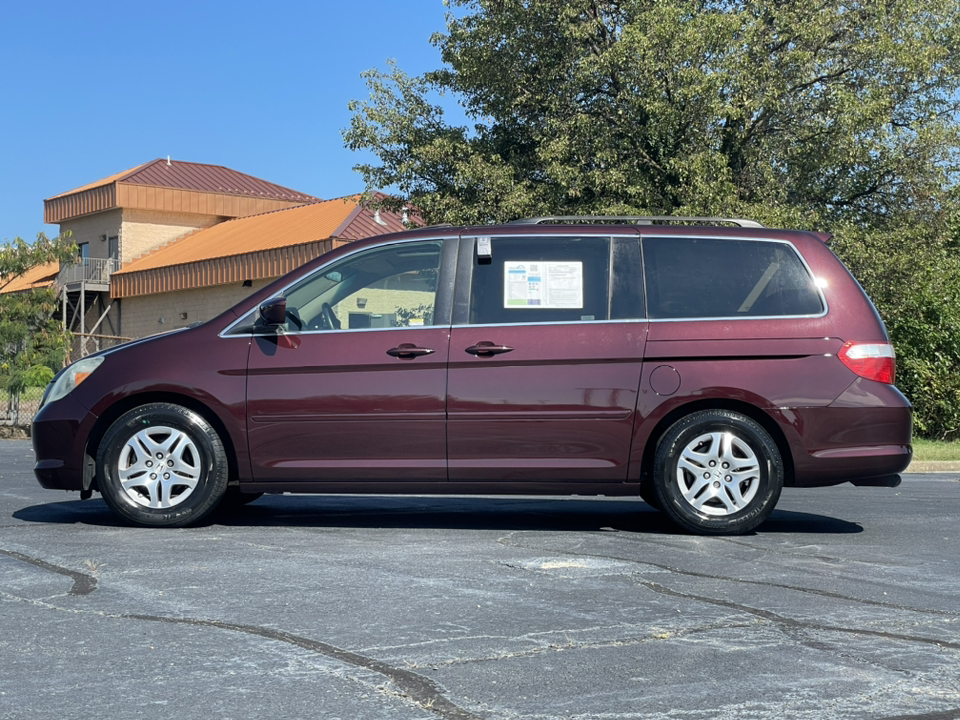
[465,342,514,357]
[386,344,436,359]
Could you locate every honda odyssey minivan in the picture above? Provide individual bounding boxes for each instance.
[32,217,912,534]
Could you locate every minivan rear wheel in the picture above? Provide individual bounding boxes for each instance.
[96,403,229,527]
[653,410,783,535]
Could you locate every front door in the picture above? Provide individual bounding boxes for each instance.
[245,238,453,483]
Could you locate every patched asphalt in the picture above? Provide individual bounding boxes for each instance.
[1,438,959,720]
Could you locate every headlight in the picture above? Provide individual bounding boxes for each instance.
[42,356,105,407]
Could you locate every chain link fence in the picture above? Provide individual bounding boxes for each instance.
[1,386,45,426]
[68,333,132,364]
[1,334,132,429]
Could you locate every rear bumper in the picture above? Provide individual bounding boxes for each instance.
[32,394,98,491]
[785,380,912,487]
[792,440,911,487]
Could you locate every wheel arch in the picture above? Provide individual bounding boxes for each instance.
[638,398,795,489]
[85,392,240,492]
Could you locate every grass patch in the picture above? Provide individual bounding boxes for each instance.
[912,438,960,462]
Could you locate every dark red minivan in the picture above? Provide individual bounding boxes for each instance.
[31,217,912,534]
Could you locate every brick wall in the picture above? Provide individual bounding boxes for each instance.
[59,208,224,266]
[59,210,123,259]
[120,278,274,338]
[120,208,223,265]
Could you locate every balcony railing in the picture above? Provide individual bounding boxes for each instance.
[57,258,120,286]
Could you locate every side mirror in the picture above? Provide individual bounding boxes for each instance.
[259,297,287,326]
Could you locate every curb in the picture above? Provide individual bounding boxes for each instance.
[905,461,960,474]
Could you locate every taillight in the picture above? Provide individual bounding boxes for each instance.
[837,342,896,384]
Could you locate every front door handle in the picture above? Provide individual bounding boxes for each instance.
[465,342,514,357]
[386,344,436,359]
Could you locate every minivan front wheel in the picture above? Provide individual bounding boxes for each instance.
[96,403,229,527]
[653,410,783,535]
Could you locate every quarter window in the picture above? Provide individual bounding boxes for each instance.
[643,237,823,319]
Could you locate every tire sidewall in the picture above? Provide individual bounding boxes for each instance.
[654,410,783,535]
[96,403,228,527]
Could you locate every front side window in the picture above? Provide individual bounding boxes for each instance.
[643,236,823,319]
[468,235,641,325]
[268,240,443,332]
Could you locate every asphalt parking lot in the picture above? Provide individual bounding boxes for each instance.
[1,438,959,720]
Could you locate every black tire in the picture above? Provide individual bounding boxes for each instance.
[653,410,783,535]
[96,403,229,528]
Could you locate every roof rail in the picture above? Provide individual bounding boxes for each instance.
[508,215,764,228]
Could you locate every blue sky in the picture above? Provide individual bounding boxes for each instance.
[0,0,455,242]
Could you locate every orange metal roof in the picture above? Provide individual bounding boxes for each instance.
[110,194,412,298]
[115,195,404,275]
[0,261,59,294]
[47,159,318,203]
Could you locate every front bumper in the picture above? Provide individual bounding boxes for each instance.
[32,394,98,491]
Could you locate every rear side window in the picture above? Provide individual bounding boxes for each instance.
[643,236,823,319]
[466,236,642,325]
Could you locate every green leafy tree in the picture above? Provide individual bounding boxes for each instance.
[829,216,960,438]
[346,0,960,437]
[0,234,76,404]
[346,0,960,225]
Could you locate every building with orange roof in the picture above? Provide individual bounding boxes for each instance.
[0,261,60,294]
[112,193,408,338]
[7,159,409,355]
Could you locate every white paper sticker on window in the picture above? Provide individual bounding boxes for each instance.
[504,261,583,308]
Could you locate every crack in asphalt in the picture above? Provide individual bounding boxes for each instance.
[640,579,960,650]
[361,619,757,656]
[495,532,960,660]
[118,614,485,720]
[0,558,483,720]
[497,531,960,619]
[714,535,905,566]
[776,623,918,677]
[405,620,762,668]
[0,548,98,596]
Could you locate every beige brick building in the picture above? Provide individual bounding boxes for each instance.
[6,159,408,358]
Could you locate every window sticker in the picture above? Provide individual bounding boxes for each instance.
[504,261,583,308]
